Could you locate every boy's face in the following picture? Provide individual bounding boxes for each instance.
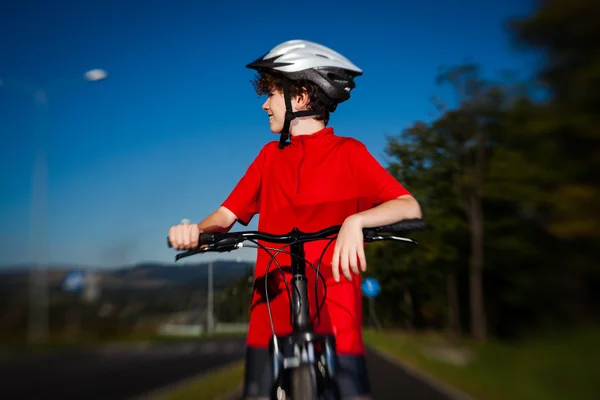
[262,88,286,133]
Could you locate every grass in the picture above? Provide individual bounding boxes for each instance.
[145,360,245,400]
[363,326,600,400]
[8,326,597,400]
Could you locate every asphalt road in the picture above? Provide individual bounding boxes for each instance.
[0,339,462,400]
[366,346,458,400]
[0,337,246,400]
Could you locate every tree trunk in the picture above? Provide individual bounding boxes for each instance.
[446,269,462,336]
[469,196,487,341]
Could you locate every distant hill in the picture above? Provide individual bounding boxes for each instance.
[112,260,253,282]
[0,260,257,333]
[0,260,255,292]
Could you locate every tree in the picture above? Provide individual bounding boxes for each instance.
[431,64,512,341]
[509,0,600,243]
[365,0,600,338]
[382,64,544,339]
[509,0,600,319]
[383,121,468,334]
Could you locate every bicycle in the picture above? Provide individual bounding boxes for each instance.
[168,217,425,400]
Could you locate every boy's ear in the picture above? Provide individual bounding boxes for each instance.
[296,88,310,108]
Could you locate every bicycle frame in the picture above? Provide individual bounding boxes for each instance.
[268,228,340,400]
[290,231,311,332]
[168,218,425,400]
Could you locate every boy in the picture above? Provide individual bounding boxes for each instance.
[168,40,421,400]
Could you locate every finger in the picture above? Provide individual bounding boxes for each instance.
[190,224,199,247]
[174,225,183,249]
[181,226,190,249]
[341,249,352,281]
[180,219,191,248]
[349,249,360,276]
[331,245,340,282]
[185,224,195,248]
[168,226,175,248]
[358,247,367,272]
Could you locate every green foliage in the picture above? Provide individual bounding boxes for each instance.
[508,0,600,242]
[364,326,600,400]
[367,0,599,338]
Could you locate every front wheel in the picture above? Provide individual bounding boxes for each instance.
[290,364,318,400]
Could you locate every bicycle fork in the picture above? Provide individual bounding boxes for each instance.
[269,231,341,399]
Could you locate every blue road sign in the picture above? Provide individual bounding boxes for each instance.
[61,270,86,293]
[361,277,381,298]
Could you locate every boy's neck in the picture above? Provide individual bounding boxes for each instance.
[289,117,326,136]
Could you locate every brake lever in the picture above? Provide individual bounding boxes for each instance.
[175,245,212,261]
[213,242,244,253]
[365,235,419,245]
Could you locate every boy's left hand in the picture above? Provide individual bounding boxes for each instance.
[331,215,367,282]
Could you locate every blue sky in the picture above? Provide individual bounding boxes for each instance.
[0,0,536,267]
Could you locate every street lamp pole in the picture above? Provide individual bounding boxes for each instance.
[28,88,50,343]
[1,69,108,344]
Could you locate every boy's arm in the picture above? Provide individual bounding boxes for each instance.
[331,194,422,282]
[197,206,238,233]
[168,207,238,250]
[350,194,422,228]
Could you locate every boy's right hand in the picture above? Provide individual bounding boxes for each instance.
[168,220,202,250]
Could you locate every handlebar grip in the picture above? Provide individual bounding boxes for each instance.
[371,218,426,233]
[199,232,218,246]
[167,232,220,248]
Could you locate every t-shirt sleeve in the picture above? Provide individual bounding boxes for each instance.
[221,145,267,226]
[352,141,411,209]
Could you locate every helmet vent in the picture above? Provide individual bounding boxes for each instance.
[327,72,344,82]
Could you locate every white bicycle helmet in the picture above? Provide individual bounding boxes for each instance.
[247,40,363,148]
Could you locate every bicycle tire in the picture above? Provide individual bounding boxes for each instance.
[290,364,318,400]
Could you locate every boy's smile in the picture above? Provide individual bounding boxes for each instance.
[262,89,286,133]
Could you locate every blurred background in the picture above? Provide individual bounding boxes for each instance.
[0,0,597,399]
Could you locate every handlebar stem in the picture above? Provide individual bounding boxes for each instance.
[290,227,312,332]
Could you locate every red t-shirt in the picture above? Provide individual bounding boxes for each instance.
[222,127,410,355]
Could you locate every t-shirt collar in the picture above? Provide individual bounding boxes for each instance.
[289,127,334,145]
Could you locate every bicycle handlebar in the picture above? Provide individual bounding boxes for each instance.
[168,218,425,261]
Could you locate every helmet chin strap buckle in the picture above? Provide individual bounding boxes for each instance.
[278,132,290,149]
[277,80,295,149]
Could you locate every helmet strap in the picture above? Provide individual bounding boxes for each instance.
[278,77,321,150]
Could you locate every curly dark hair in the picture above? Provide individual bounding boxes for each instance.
[251,71,335,125]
